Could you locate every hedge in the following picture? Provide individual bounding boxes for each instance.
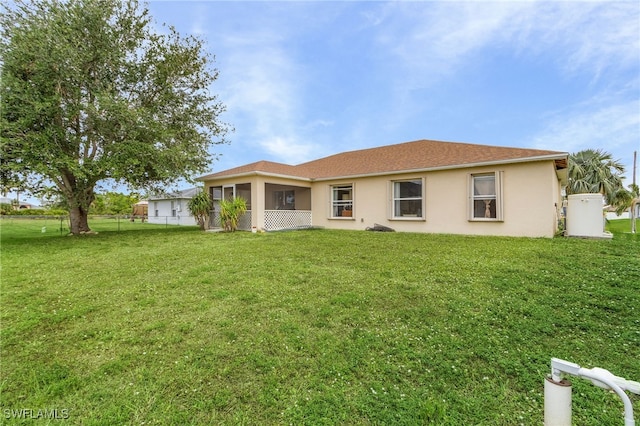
[1,208,69,216]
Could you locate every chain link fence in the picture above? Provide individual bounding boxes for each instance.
[0,215,189,239]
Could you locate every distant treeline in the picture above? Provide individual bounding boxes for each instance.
[0,206,68,216]
[1,192,141,216]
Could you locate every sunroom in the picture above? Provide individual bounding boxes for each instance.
[207,180,312,232]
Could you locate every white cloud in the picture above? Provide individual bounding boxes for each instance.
[372,2,531,86]
[208,4,341,165]
[528,94,640,184]
[220,35,316,161]
[375,1,639,88]
[530,100,640,153]
[258,136,316,165]
[187,3,209,36]
[518,2,639,80]
[148,1,639,174]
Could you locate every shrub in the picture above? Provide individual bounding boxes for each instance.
[187,190,211,230]
[219,197,247,231]
[5,208,68,216]
[0,203,13,215]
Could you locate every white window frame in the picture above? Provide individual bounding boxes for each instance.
[170,200,176,217]
[330,184,354,219]
[469,171,503,221]
[209,186,222,202]
[154,201,159,217]
[390,178,425,220]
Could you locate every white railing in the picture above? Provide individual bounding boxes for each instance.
[264,210,312,231]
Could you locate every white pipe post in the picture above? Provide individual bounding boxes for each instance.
[548,358,638,426]
[544,375,572,426]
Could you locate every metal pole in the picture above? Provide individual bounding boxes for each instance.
[633,151,637,188]
[633,151,637,234]
[632,198,638,234]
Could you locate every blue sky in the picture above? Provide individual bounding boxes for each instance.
[144,0,639,185]
[8,1,640,205]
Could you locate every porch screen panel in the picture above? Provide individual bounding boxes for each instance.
[209,186,222,228]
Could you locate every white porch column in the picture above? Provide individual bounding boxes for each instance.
[254,178,265,232]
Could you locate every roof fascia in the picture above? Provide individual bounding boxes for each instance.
[313,153,569,182]
[198,170,312,182]
[149,196,191,201]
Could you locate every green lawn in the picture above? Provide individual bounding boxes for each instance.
[1,219,638,425]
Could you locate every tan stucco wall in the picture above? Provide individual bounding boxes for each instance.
[311,160,562,237]
[202,160,563,237]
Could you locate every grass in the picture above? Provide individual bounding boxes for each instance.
[0,215,175,239]
[606,217,640,235]
[1,219,638,425]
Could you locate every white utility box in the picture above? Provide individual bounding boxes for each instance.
[566,193,611,238]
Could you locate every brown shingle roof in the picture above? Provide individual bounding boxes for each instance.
[198,160,308,180]
[199,139,567,181]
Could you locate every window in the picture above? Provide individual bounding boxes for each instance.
[154,201,159,217]
[170,200,176,217]
[470,172,503,220]
[392,179,423,219]
[331,185,353,218]
[209,186,222,202]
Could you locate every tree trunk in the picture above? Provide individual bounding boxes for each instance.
[69,205,92,235]
[61,178,95,235]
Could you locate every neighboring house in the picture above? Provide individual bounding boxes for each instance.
[148,188,199,226]
[606,203,640,221]
[131,200,148,221]
[0,197,36,209]
[197,139,569,237]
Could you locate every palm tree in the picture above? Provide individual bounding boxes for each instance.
[187,190,211,231]
[568,149,629,212]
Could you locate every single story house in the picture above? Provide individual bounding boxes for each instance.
[148,188,199,226]
[197,139,569,237]
[131,200,148,221]
[605,202,640,221]
[0,197,36,209]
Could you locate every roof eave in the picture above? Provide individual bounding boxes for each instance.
[149,196,192,201]
[198,170,312,182]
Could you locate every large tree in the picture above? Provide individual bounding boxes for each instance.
[0,0,229,234]
[567,149,630,213]
[91,192,139,215]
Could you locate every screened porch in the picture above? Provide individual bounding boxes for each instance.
[208,182,312,231]
[263,183,312,231]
